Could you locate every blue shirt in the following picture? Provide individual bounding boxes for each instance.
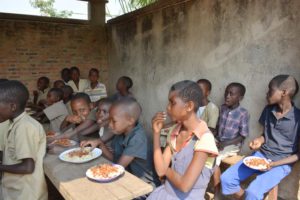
[259,105,300,161]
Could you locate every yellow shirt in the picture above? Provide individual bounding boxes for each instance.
[1,112,47,200]
[68,79,89,93]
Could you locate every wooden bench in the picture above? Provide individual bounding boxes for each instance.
[221,155,278,200]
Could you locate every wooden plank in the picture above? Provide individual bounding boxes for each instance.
[44,153,153,200]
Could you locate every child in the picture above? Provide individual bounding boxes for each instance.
[43,88,69,132]
[61,85,74,114]
[213,82,249,196]
[61,67,70,84]
[147,80,218,199]
[53,80,65,89]
[196,79,219,134]
[67,66,89,93]
[221,75,300,200]
[33,76,50,106]
[84,68,107,103]
[0,80,47,200]
[109,76,134,101]
[81,97,158,186]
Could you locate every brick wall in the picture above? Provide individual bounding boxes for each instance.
[0,16,108,94]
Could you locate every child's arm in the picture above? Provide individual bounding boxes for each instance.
[152,112,173,177]
[269,154,299,168]
[100,130,115,144]
[0,158,34,174]
[60,115,83,130]
[249,135,265,150]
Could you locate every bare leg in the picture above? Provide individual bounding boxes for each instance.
[213,166,221,199]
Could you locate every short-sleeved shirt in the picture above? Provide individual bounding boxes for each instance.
[0,120,10,152]
[168,122,218,169]
[67,79,89,93]
[217,105,249,142]
[37,87,50,103]
[1,112,47,200]
[198,102,219,129]
[259,105,300,161]
[43,100,69,132]
[84,82,107,102]
[111,123,158,186]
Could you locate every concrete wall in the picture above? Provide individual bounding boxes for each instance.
[107,0,300,199]
[0,14,108,93]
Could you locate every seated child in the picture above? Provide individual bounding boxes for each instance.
[147,80,218,199]
[33,76,50,106]
[53,80,65,89]
[109,76,134,101]
[221,75,300,200]
[61,67,70,84]
[81,97,158,186]
[213,82,249,196]
[0,80,47,200]
[61,85,74,114]
[196,79,219,134]
[67,66,89,93]
[43,88,69,132]
[84,68,107,103]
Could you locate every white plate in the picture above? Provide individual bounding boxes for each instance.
[243,156,270,171]
[55,139,77,147]
[59,147,102,163]
[86,164,125,182]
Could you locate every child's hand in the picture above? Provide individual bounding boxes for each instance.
[152,112,167,134]
[66,115,83,124]
[80,139,102,150]
[249,138,263,150]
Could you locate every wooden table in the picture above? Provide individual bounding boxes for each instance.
[44,153,153,200]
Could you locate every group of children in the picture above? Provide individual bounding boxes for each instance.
[0,72,299,200]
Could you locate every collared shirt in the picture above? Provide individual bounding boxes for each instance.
[197,101,219,129]
[260,105,300,161]
[37,87,50,103]
[217,105,249,142]
[111,123,158,186]
[0,112,47,200]
[43,100,69,132]
[84,82,107,102]
[67,79,89,93]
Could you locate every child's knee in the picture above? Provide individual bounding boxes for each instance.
[220,171,236,195]
[245,188,263,200]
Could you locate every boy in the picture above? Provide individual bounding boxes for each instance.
[67,66,89,93]
[221,75,300,200]
[33,76,50,106]
[213,82,249,197]
[0,80,47,200]
[109,76,134,101]
[53,80,65,89]
[196,79,219,134]
[84,68,107,103]
[61,68,70,84]
[81,98,158,186]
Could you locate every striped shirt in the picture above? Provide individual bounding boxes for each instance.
[84,82,107,102]
[217,105,249,142]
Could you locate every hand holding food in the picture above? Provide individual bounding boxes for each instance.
[249,138,263,150]
[80,139,102,151]
[152,112,167,135]
[66,115,83,124]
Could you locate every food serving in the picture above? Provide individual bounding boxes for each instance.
[86,164,124,182]
[59,147,102,163]
[46,131,56,138]
[55,138,76,147]
[243,156,270,170]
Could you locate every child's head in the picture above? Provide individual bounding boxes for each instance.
[0,80,29,122]
[116,76,133,92]
[37,76,50,91]
[53,80,65,89]
[61,68,70,83]
[89,68,99,84]
[224,82,246,108]
[70,93,93,119]
[96,98,113,126]
[47,88,64,106]
[267,75,299,105]
[62,85,73,102]
[197,79,212,98]
[109,97,141,134]
[167,80,202,122]
[70,66,80,82]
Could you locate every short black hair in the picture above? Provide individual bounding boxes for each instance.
[61,68,70,75]
[119,76,133,89]
[227,82,246,97]
[38,76,50,85]
[62,85,73,96]
[70,66,80,74]
[0,80,29,111]
[48,88,64,100]
[170,80,203,112]
[71,92,91,104]
[89,68,99,76]
[270,75,299,98]
[98,97,113,106]
[197,79,212,91]
[53,80,65,88]
[113,97,141,121]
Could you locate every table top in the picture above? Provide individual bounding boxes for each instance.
[44,152,153,200]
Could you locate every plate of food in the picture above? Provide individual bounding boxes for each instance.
[59,147,102,163]
[54,139,77,147]
[243,156,270,171]
[86,164,125,182]
[46,131,58,138]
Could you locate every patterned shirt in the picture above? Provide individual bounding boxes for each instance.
[217,105,249,142]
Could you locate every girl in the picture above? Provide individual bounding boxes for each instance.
[148,80,218,200]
